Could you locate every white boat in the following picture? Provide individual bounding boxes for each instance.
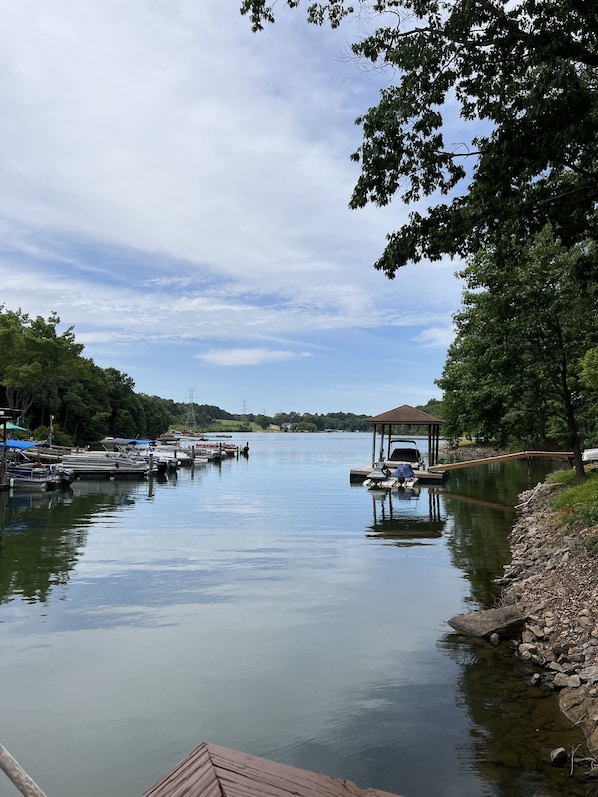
[582,448,598,465]
[2,439,75,490]
[195,447,225,463]
[5,461,61,491]
[363,462,419,491]
[99,438,193,470]
[60,449,149,478]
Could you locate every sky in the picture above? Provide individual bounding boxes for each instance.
[0,0,468,417]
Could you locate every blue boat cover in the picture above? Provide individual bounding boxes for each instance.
[2,439,47,450]
[392,463,415,478]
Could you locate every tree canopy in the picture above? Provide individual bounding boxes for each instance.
[240,0,598,276]
[0,308,84,419]
[436,226,598,474]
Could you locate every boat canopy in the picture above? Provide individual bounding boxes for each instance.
[2,439,47,451]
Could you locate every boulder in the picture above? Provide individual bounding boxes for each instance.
[448,604,528,640]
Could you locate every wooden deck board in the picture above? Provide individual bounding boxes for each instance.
[142,742,404,797]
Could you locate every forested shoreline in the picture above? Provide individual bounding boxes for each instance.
[0,307,445,445]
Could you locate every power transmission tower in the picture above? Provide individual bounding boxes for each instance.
[186,388,196,430]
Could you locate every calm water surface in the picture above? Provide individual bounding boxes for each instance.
[0,434,591,797]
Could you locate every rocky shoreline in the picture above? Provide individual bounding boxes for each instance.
[450,477,598,777]
[498,482,598,763]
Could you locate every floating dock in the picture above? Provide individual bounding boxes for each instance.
[350,465,447,485]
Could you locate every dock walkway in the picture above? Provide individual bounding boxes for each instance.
[350,451,573,485]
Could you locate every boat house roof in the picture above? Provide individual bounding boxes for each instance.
[365,404,443,468]
[142,742,404,797]
[367,404,443,426]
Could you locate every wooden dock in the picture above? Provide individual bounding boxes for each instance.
[428,450,574,472]
[350,465,446,485]
[350,450,573,485]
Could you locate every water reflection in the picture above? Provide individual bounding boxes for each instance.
[366,487,447,546]
[0,490,86,605]
[441,634,590,796]
[0,437,587,797]
[442,460,558,609]
[0,480,147,606]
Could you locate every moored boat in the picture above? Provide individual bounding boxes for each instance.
[2,439,74,491]
[363,461,419,491]
[384,438,426,470]
[60,449,149,478]
[195,442,239,457]
[5,461,61,491]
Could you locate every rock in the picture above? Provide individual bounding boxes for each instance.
[559,687,598,755]
[550,747,568,766]
[448,604,528,639]
[580,665,598,685]
[553,672,581,689]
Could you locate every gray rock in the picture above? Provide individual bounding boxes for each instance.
[448,604,528,639]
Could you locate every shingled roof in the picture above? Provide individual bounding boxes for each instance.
[141,742,404,797]
[367,404,443,425]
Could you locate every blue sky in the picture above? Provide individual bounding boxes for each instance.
[0,1,467,417]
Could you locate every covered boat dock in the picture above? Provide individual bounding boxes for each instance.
[350,404,446,485]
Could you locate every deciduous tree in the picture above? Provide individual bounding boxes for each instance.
[241,1,598,275]
[0,308,83,422]
[436,227,598,475]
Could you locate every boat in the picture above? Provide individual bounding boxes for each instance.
[5,461,61,491]
[60,449,149,478]
[5,461,74,491]
[195,446,225,463]
[363,461,419,491]
[582,448,598,466]
[384,439,426,470]
[99,438,182,474]
[193,441,239,458]
[2,439,75,491]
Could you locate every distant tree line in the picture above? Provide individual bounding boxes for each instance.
[0,306,443,445]
[267,398,444,436]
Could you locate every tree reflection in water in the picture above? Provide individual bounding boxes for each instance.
[0,482,141,605]
[441,634,591,796]
[436,459,593,796]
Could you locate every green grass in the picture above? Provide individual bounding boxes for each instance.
[548,469,598,528]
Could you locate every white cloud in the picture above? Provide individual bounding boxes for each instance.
[415,326,456,348]
[0,0,468,411]
[198,348,311,367]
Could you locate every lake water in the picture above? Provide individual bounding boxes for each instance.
[0,433,590,797]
